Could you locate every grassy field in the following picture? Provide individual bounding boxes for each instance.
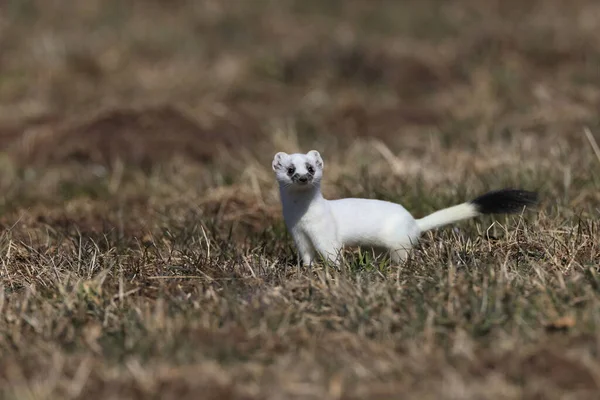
[1,0,600,399]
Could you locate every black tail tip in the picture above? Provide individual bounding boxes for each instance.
[470,189,539,215]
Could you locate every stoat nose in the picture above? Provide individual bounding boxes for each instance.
[298,176,309,183]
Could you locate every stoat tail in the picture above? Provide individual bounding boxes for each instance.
[416,189,538,233]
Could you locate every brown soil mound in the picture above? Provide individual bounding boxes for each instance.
[327,103,443,141]
[7,105,262,168]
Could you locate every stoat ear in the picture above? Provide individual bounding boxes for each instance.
[272,152,289,172]
[307,150,323,169]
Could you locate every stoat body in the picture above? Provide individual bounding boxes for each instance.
[272,150,538,266]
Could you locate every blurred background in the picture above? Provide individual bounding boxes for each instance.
[0,0,599,238]
[1,0,599,170]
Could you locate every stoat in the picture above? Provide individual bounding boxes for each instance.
[272,150,538,266]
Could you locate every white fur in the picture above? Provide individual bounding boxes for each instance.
[415,203,479,232]
[272,150,484,266]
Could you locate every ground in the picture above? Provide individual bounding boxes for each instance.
[1,0,600,399]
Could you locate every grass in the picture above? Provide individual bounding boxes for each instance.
[1,0,600,399]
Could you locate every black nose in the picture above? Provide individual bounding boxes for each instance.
[298,176,308,183]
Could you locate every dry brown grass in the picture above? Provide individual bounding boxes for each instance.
[1,0,600,399]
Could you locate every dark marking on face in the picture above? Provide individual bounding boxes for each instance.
[287,166,296,175]
[292,173,312,184]
[306,163,315,175]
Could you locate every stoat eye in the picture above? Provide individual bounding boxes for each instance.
[306,164,315,174]
[287,166,295,175]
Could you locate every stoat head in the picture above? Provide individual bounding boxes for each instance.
[272,150,324,191]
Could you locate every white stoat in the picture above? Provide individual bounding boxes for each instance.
[272,150,538,266]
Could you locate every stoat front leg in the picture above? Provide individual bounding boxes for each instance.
[308,228,342,267]
[291,230,316,267]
